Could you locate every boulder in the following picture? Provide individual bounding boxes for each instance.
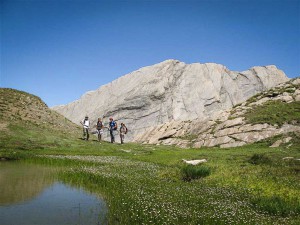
[279,124,300,133]
[282,157,294,160]
[193,140,205,148]
[188,119,216,135]
[238,123,270,132]
[214,127,239,137]
[230,130,280,143]
[176,140,190,148]
[293,90,300,101]
[292,78,300,85]
[160,138,179,145]
[220,141,246,148]
[249,97,270,106]
[270,137,292,147]
[182,159,207,165]
[217,117,245,130]
[157,129,177,141]
[203,136,233,147]
[270,140,283,147]
[274,95,293,103]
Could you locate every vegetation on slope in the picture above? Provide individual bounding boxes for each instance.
[0,88,80,132]
[243,78,300,126]
[244,101,300,126]
[245,78,300,106]
[0,88,81,151]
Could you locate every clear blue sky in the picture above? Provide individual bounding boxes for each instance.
[1,0,299,107]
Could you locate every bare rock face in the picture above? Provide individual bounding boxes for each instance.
[52,60,288,141]
[134,78,300,148]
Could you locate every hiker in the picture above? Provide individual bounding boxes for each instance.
[119,123,128,144]
[80,116,90,140]
[108,117,117,143]
[96,118,104,142]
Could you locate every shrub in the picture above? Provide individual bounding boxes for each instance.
[248,154,271,165]
[181,165,211,181]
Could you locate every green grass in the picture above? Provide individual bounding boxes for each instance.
[181,164,211,181]
[251,195,300,217]
[1,125,300,224]
[22,144,299,225]
[244,101,300,126]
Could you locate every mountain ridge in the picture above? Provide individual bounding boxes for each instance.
[52,60,285,109]
[52,59,289,142]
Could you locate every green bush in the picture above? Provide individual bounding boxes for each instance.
[248,153,271,165]
[181,165,211,181]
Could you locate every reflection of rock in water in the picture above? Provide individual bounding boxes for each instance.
[0,161,55,205]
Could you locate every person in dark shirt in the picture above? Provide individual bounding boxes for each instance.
[96,118,104,142]
[119,123,128,144]
[108,117,117,143]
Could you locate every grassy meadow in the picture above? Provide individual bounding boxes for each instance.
[1,122,300,224]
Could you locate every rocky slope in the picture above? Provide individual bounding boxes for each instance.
[52,60,288,141]
[134,78,300,148]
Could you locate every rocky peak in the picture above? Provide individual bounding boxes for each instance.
[52,60,289,142]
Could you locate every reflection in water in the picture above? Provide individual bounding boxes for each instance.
[0,161,55,205]
[0,161,107,225]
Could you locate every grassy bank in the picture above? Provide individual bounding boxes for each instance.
[1,121,300,224]
[2,135,300,224]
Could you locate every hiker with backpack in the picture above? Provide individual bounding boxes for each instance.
[119,123,128,144]
[96,118,104,142]
[80,116,90,141]
[108,117,117,143]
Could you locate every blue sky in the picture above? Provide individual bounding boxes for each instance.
[1,0,299,107]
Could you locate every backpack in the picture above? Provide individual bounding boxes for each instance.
[110,121,117,130]
[97,121,103,130]
[120,126,127,134]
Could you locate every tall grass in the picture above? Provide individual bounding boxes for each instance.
[251,195,300,217]
[181,165,211,181]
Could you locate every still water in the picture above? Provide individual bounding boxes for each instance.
[0,161,107,225]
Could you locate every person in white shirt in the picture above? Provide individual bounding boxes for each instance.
[80,116,90,140]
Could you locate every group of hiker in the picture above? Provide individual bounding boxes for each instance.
[80,116,128,144]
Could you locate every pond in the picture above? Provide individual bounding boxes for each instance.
[0,161,107,225]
